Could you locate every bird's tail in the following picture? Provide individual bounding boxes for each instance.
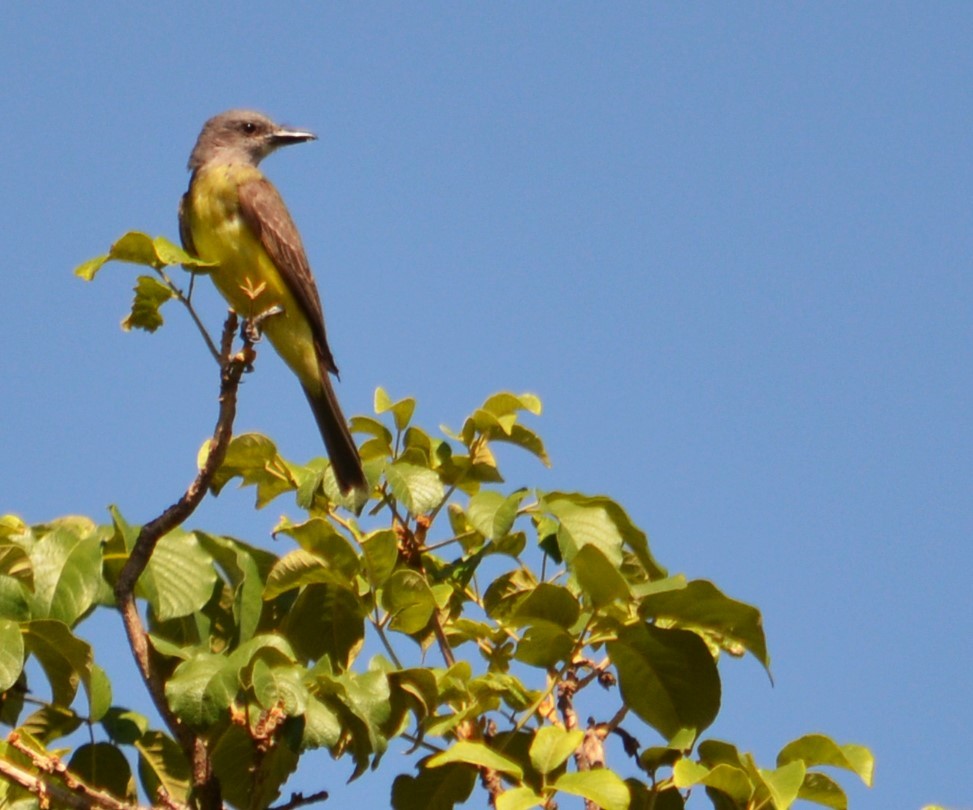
[303,375,367,497]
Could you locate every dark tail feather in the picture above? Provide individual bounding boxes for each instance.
[303,376,366,495]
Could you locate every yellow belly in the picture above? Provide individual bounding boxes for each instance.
[186,166,323,394]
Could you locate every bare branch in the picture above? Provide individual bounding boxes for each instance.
[113,312,247,810]
[267,789,330,810]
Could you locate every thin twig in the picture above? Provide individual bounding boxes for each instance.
[154,266,221,363]
[267,790,330,810]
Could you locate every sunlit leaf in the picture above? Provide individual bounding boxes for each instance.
[428,740,524,779]
[554,770,630,810]
[386,461,445,517]
[121,275,173,332]
[0,619,25,692]
[777,734,874,787]
[138,529,217,621]
[529,726,583,775]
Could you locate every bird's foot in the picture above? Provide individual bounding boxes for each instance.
[241,305,285,344]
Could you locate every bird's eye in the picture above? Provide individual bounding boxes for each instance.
[242,121,257,134]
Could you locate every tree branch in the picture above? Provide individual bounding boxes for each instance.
[2,733,149,810]
[113,312,246,810]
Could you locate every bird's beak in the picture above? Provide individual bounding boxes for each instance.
[270,126,317,146]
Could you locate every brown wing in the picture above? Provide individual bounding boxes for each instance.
[237,177,339,376]
[178,189,197,256]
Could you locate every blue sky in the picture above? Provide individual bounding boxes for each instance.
[3,4,971,809]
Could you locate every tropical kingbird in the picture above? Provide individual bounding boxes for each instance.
[179,109,366,495]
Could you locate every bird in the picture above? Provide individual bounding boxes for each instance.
[179,109,366,497]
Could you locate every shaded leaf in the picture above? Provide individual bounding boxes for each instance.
[282,583,364,669]
[608,622,720,747]
[135,730,191,806]
[22,620,93,708]
[69,743,136,802]
[382,570,437,634]
[640,579,769,672]
[571,544,631,607]
[392,761,476,810]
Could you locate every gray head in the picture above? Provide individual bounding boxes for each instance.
[187,109,316,171]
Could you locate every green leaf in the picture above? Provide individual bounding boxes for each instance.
[211,720,300,810]
[386,461,445,517]
[135,730,191,807]
[514,621,575,668]
[87,662,112,722]
[361,529,399,586]
[571,544,631,607]
[273,518,361,579]
[467,490,526,540]
[777,734,874,787]
[22,620,93,708]
[121,275,174,332]
[640,579,769,672]
[542,492,665,579]
[138,529,217,621]
[0,537,33,586]
[382,570,437,634]
[554,770,630,810]
[511,583,580,629]
[265,549,356,598]
[101,707,149,745]
[391,761,476,810]
[796,772,847,809]
[673,760,752,802]
[302,695,343,750]
[529,726,583,775]
[496,786,545,810]
[208,433,296,507]
[108,231,159,266]
[69,743,136,802]
[75,253,110,280]
[757,761,806,810]
[375,387,417,431]
[282,583,364,669]
[195,532,276,646]
[481,392,542,418]
[0,619,24,692]
[428,740,524,779]
[153,235,214,267]
[17,704,84,743]
[165,653,237,727]
[27,524,102,625]
[251,658,308,715]
[608,622,721,746]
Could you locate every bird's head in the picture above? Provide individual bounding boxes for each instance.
[187,109,316,171]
